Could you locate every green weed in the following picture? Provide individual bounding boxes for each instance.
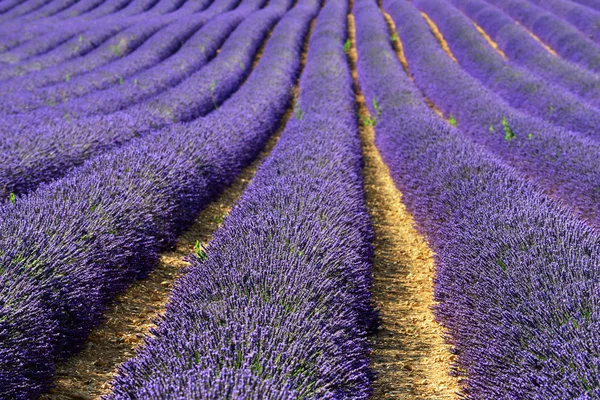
[194,240,207,260]
[448,114,457,127]
[343,39,351,54]
[502,117,515,141]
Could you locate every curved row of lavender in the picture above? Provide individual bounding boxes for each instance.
[570,0,600,13]
[0,0,218,87]
[0,0,61,23]
[388,0,600,230]
[0,0,164,57]
[449,0,600,110]
[0,0,315,396]
[0,0,203,85]
[0,0,289,197]
[108,0,378,396]
[413,0,600,141]
[0,0,187,55]
[0,0,239,112]
[0,0,213,69]
[526,0,600,46]
[357,0,600,397]
[483,0,600,74]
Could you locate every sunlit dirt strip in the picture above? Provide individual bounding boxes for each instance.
[514,20,558,57]
[419,12,457,63]
[470,20,506,59]
[39,17,315,400]
[383,11,443,117]
[347,11,460,400]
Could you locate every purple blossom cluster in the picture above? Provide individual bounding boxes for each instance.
[108,0,376,396]
[526,0,600,45]
[387,0,600,230]
[0,0,188,62]
[449,0,600,109]
[356,0,600,397]
[0,0,193,53]
[0,1,237,113]
[483,0,600,73]
[0,0,290,197]
[0,0,217,88]
[413,0,600,139]
[0,0,315,396]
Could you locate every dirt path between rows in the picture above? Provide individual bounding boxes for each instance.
[41,16,315,399]
[347,10,461,400]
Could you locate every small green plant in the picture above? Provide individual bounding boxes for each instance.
[502,116,516,141]
[528,133,533,140]
[210,80,218,110]
[63,112,71,123]
[119,76,124,85]
[489,125,494,132]
[549,103,554,114]
[110,42,123,57]
[293,101,304,120]
[343,39,351,54]
[213,214,224,224]
[495,258,508,271]
[78,35,83,43]
[360,114,377,127]
[9,193,15,205]
[372,97,381,116]
[390,32,399,42]
[134,78,138,86]
[194,240,207,260]
[65,73,72,82]
[448,114,457,127]
[89,203,99,212]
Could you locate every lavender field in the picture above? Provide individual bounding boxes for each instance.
[1,0,599,398]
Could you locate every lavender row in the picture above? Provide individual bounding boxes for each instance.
[17,0,265,119]
[570,0,600,13]
[0,0,287,197]
[0,18,129,70]
[4,0,78,23]
[0,0,27,14]
[0,0,143,42]
[0,1,315,397]
[387,0,600,229]
[0,0,198,63]
[448,0,600,110]
[109,1,376,396]
[0,8,230,113]
[0,0,218,84]
[526,0,600,46]
[413,0,600,141]
[357,0,600,397]
[483,0,600,74]
[0,0,55,22]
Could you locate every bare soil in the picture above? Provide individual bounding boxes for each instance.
[347,12,461,400]
[471,20,507,59]
[420,12,458,63]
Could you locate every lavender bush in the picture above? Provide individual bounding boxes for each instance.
[386,0,600,231]
[413,0,600,138]
[449,0,600,109]
[357,0,600,397]
[483,0,600,73]
[0,1,315,396]
[108,0,376,396]
[0,0,288,197]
